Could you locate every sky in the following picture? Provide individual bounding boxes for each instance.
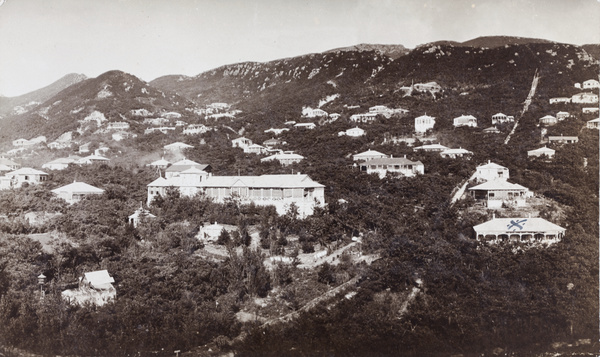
[0,0,599,97]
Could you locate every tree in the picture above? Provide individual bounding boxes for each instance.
[217,228,231,246]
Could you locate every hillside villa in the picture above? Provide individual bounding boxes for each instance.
[413,143,449,152]
[453,115,478,128]
[232,137,253,150]
[414,114,436,133]
[556,111,569,120]
[147,172,326,216]
[527,146,555,159]
[262,138,285,148]
[549,97,570,104]
[491,113,515,125]
[468,180,532,208]
[245,144,268,155]
[76,154,110,165]
[350,113,378,123]
[475,161,509,182]
[473,216,565,245]
[539,115,558,126]
[547,135,578,144]
[2,168,48,189]
[440,148,473,159]
[52,181,105,204]
[294,122,317,130]
[413,82,441,92]
[571,92,598,104]
[582,79,600,89]
[183,124,209,135]
[302,108,328,118]
[359,156,424,178]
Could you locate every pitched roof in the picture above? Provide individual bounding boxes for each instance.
[441,148,473,155]
[261,153,305,161]
[147,176,171,187]
[473,217,565,234]
[477,161,507,170]
[52,181,104,194]
[468,180,528,191]
[201,174,324,188]
[84,270,115,288]
[165,159,210,173]
[413,144,448,151]
[81,154,110,161]
[164,142,194,149]
[7,167,48,176]
[361,157,423,166]
[353,149,387,157]
[454,114,477,121]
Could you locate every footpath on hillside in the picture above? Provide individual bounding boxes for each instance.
[504,69,540,145]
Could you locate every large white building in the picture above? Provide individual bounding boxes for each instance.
[474,217,565,245]
[475,161,509,182]
[147,172,325,217]
[414,114,436,133]
[358,157,424,178]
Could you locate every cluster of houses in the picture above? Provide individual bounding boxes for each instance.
[231,137,304,165]
[466,161,564,245]
[549,79,599,107]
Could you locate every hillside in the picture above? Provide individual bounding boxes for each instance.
[149,42,598,137]
[0,70,199,144]
[0,73,87,118]
[0,37,598,357]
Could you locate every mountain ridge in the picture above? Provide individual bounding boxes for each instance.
[0,73,87,117]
